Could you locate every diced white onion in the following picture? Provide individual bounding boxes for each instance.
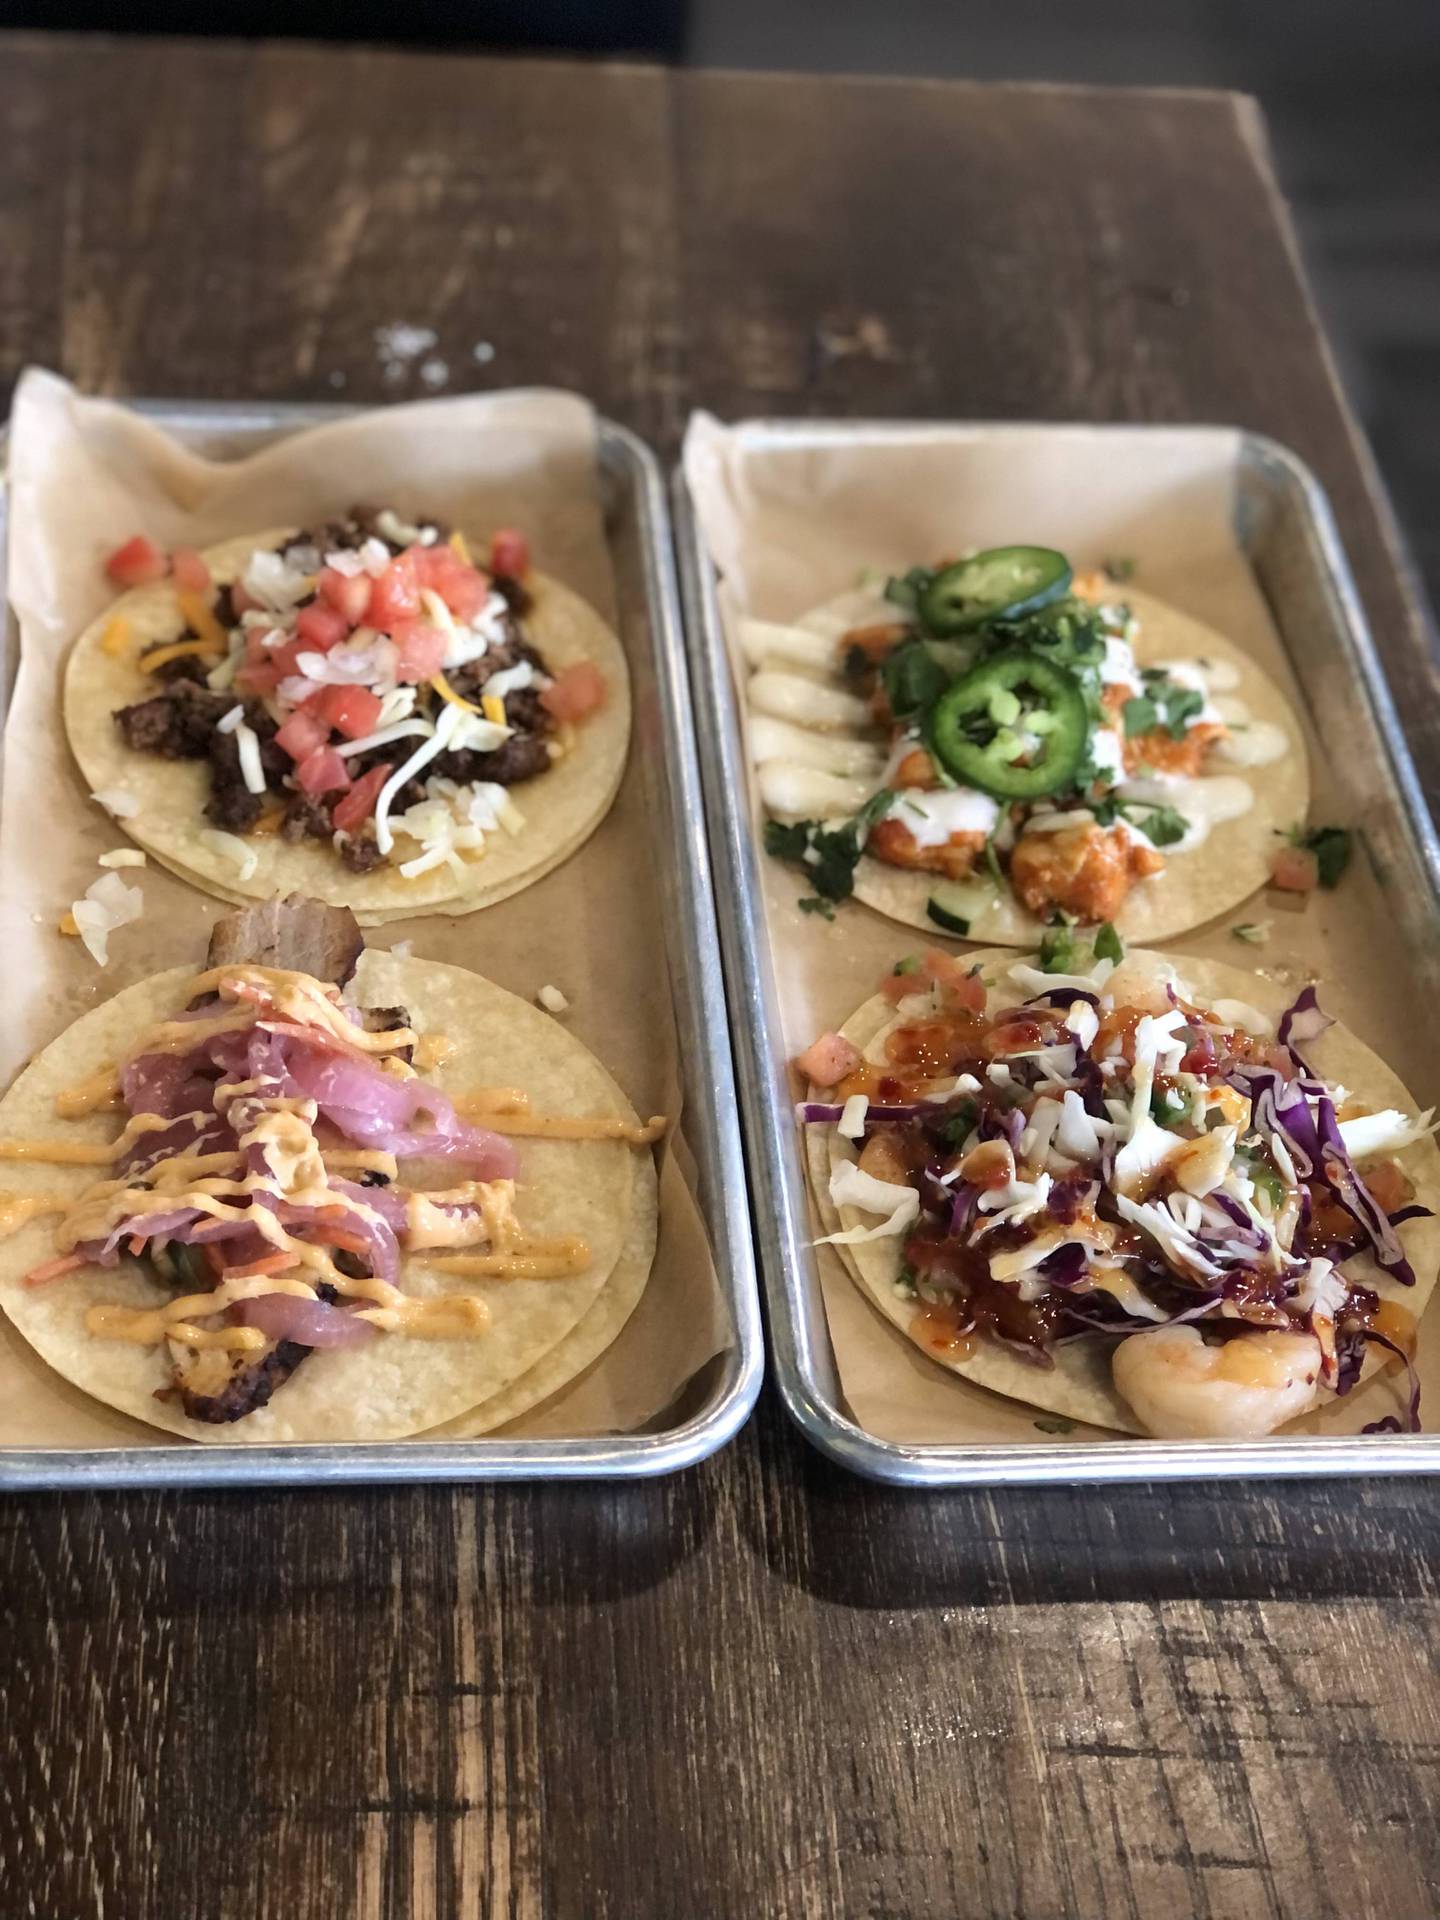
[98,849,146,869]
[198,828,259,882]
[537,984,570,1015]
[90,787,139,820]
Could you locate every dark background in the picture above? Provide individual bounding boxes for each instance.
[6,1,1438,611]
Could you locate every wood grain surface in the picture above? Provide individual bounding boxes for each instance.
[1,37,1438,1920]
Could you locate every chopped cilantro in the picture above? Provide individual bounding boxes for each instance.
[983,837,1004,887]
[1102,556,1136,582]
[892,955,920,976]
[1093,921,1124,963]
[1092,795,1189,847]
[881,637,949,719]
[1289,823,1352,889]
[797,896,836,920]
[940,1099,980,1146]
[764,790,895,911]
[1123,677,1203,740]
[1231,921,1268,945]
[1034,1416,1076,1435]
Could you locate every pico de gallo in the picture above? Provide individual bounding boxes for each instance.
[750,547,1294,928]
[798,943,1433,1437]
[106,508,606,882]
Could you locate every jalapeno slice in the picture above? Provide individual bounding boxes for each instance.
[920,546,1072,636]
[927,649,1088,800]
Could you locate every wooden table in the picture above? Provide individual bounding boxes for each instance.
[2,39,1437,1920]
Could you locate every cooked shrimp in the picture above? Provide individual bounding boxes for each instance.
[1112,1324,1322,1439]
[1123,719,1225,779]
[867,817,986,881]
[1010,823,1163,923]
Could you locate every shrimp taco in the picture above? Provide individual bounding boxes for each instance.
[747,548,1308,943]
[67,511,628,924]
[798,937,1438,1438]
[0,897,661,1444]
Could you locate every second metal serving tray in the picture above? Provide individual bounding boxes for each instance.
[0,398,762,1487]
[676,418,1440,1485]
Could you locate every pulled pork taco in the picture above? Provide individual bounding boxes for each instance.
[798,938,1438,1438]
[67,511,629,924]
[0,897,660,1443]
[747,549,1307,943]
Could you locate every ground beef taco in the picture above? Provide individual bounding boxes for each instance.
[0,898,660,1444]
[746,553,1309,944]
[798,942,1438,1438]
[66,511,630,924]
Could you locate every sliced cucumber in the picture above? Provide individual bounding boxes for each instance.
[926,878,993,935]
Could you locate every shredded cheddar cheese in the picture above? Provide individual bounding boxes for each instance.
[140,638,222,675]
[176,587,228,651]
[448,530,474,565]
[100,615,133,658]
[430,671,485,717]
[481,694,506,728]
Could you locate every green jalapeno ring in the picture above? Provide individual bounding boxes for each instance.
[919,545,1072,637]
[927,649,1089,801]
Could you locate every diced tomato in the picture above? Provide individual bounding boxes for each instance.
[294,746,352,796]
[795,1031,864,1088]
[921,948,987,1013]
[105,535,168,589]
[490,528,530,578]
[171,546,212,594]
[416,545,490,622]
[1272,845,1319,894]
[331,762,392,834]
[275,708,333,764]
[294,603,350,653]
[317,566,373,626]
[311,683,383,740]
[880,962,923,1004]
[367,550,423,630]
[389,619,448,684]
[237,633,307,695]
[540,660,606,723]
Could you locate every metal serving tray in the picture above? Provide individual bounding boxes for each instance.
[0,398,762,1487]
[675,419,1440,1485]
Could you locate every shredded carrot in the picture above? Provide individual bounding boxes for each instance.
[127,1234,146,1255]
[24,1251,85,1288]
[203,1241,227,1276]
[309,1227,372,1258]
[223,1250,296,1279]
[481,693,507,728]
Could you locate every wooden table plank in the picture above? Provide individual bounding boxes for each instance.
[0,39,1437,1920]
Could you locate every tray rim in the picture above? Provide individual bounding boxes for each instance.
[674,412,1440,1485]
[0,393,763,1488]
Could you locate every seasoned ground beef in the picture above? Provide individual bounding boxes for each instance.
[437,734,553,786]
[149,651,211,686]
[340,832,387,873]
[493,571,533,617]
[114,682,235,758]
[281,794,331,842]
